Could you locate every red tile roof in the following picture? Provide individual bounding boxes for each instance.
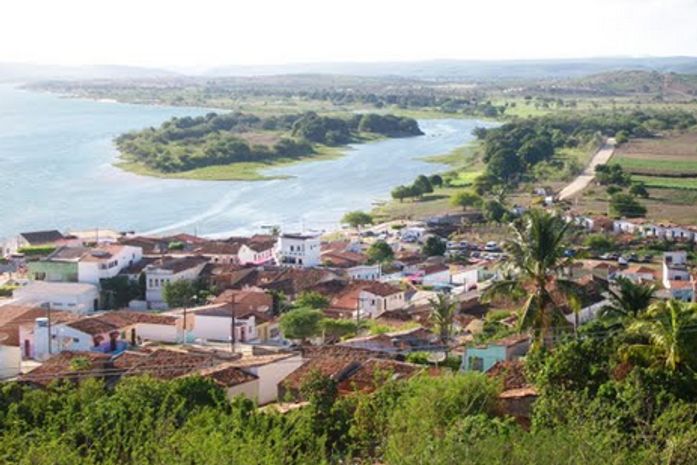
[67,311,177,336]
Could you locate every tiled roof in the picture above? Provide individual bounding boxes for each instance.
[198,363,258,387]
[195,241,242,256]
[337,358,423,394]
[487,360,529,389]
[20,230,65,245]
[67,311,177,335]
[282,346,384,391]
[20,351,112,386]
[123,348,216,380]
[0,306,77,347]
[145,256,208,274]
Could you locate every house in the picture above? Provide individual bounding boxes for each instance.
[321,249,381,281]
[0,305,77,378]
[197,363,260,400]
[336,358,425,395]
[19,351,114,387]
[236,235,277,265]
[33,311,180,360]
[279,346,384,399]
[613,219,643,235]
[189,302,274,343]
[664,278,696,302]
[194,241,242,265]
[229,353,303,405]
[8,230,66,256]
[13,281,100,313]
[276,233,321,267]
[27,244,143,285]
[143,256,208,309]
[616,265,657,283]
[410,264,451,286]
[451,266,481,291]
[662,251,691,288]
[329,281,406,319]
[339,327,439,354]
[462,334,530,372]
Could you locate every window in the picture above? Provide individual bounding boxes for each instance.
[469,356,484,371]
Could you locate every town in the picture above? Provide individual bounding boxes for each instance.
[1,196,695,427]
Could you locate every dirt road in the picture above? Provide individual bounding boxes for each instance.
[558,138,616,201]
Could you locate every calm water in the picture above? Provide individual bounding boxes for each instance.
[0,84,490,238]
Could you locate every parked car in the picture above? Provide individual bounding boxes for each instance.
[484,241,500,252]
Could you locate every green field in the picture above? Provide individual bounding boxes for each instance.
[614,156,697,176]
[632,175,697,190]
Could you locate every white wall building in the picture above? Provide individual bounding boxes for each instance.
[13,281,99,314]
[77,245,143,285]
[232,354,303,405]
[144,257,208,309]
[276,233,321,267]
[663,251,691,288]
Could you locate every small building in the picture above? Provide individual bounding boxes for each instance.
[276,233,321,267]
[662,251,690,288]
[143,256,208,309]
[237,235,277,265]
[462,335,530,372]
[230,353,303,405]
[13,281,100,313]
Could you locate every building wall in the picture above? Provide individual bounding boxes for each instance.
[78,246,143,285]
[136,323,178,343]
[239,245,274,265]
[226,379,260,402]
[347,264,381,281]
[277,236,320,267]
[422,270,451,286]
[463,345,507,372]
[27,261,78,282]
[249,354,303,405]
[0,345,21,379]
[145,265,204,308]
[191,315,256,342]
[13,284,99,314]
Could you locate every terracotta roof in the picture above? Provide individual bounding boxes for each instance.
[67,311,177,336]
[0,306,77,347]
[20,351,112,387]
[123,348,216,380]
[668,280,694,290]
[192,303,272,323]
[487,360,529,390]
[195,363,258,387]
[624,265,656,276]
[337,358,423,394]
[145,256,208,274]
[195,241,242,256]
[321,250,368,268]
[213,289,273,310]
[421,264,449,275]
[282,346,384,391]
[491,334,530,348]
[79,245,130,263]
[499,387,538,399]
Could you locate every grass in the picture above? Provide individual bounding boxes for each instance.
[372,187,462,222]
[633,175,697,190]
[613,132,697,176]
[117,145,345,181]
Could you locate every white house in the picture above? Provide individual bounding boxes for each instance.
[190,303,270,343]
[13,281,100,313]
[451,266,480,291]
[419,264,451,286]
[143,257,208,309]
[358,283,407,318]
[237,236,276,265]
[32,311,180,360]
[230,353,303,405]
[77,244,143,285]
[276,233,321,267]
[663,251,691,288]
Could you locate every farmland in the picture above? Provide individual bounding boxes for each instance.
[614,132,697,176]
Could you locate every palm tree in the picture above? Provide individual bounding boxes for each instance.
[429,294,457,350]
[623,300,697,372]
[482,209,580,347]
[601,276,656,321]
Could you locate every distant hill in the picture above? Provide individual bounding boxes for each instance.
[526,70,697,99]
[203,57,697,81]
[0,63,180,82]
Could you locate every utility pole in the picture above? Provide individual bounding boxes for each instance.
[182,305,188,345]
[229,293,236,353]
[46,305,52,355]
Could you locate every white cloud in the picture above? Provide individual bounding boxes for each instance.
[1,0,696,67]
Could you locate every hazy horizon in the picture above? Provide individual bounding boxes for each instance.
[3,0,696,69]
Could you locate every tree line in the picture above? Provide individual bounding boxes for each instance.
[116,111,422,173]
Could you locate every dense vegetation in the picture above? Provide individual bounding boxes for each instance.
[473,110,697,189]
[116,111,422,173]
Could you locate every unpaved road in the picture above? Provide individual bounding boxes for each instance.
[558,138,616,200]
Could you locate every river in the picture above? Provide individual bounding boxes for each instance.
[0,84,491,238]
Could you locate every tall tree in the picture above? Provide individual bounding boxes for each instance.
[623,300,697,372]
[600,276,656,321]
[482,209,579,347]
[341,211,373,230]
[429,294,457,350]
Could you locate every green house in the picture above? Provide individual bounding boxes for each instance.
[27,259,78,282]
[462,335,530,372]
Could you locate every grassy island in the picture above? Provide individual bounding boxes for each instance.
[115,111,423,180]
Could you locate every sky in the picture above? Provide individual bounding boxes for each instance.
[2,0,696,69]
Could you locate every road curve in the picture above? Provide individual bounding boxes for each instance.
[558,138,616,201]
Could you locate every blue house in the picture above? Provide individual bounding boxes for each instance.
[462,334,530,372]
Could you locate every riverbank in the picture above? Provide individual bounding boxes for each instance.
[116,144,346,181]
